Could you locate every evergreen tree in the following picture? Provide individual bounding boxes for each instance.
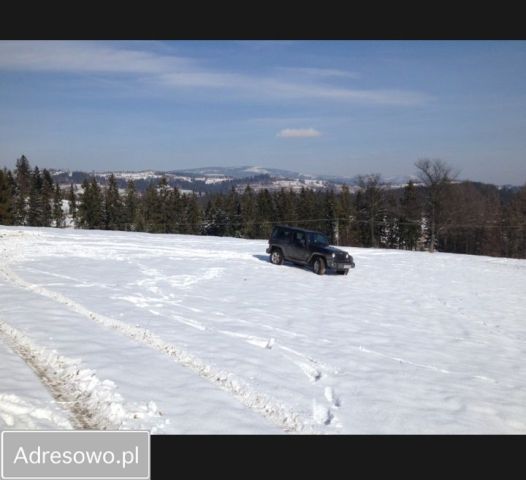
[52,183,65,228]
[68,184,77,226]
[157,177,172,233]
[103,173,123,230]
[14,155,32,224]
[185,193,202,235]
[168,185,182,233]
[323,189,338,244]
[77,177,104,229]
[41,169,54,227]
[356,174,386,248]
[275,188,297,226]
[142,181,160,233]
[224,187,241,237]
[28,166,44,226]
[296,187,317,230]
[0,168,14,225]
[123,180,138,231]
[240,185,256,238]
[254,188,274,239]
[202,194,228,236]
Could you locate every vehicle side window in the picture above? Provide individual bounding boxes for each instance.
[273,228,291,243]
[294,231,306,245]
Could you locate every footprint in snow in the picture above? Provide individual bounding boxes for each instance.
[296,361,322,382]
[324,387,341,408]
[312,399,333,425]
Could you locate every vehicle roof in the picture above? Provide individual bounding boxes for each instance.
[272,225,326,235]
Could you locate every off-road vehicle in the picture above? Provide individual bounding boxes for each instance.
[266,225,355,275]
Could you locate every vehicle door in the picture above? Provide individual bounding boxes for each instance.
[289,230,309,262]
[271,227,292,258]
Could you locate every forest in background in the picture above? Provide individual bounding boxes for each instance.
[1,155,525,259]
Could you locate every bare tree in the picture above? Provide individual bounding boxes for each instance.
[415,159,458,252]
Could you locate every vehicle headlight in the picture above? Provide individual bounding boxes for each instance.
[331,253,336,258]
[346,254,349,259]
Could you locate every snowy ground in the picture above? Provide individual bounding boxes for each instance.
[1,226,525,434]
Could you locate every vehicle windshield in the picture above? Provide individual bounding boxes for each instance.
[309,233,330,246]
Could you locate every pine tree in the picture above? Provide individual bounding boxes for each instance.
[185,193,202,235]
[28,166,44,226]
[68,184,77,226]
[123,180,138,231]
[0,168,14,225]
[254,188,274,239]
[41,169,54,227]
[77,177,104,229]
[156,177,172,233]
[224,187,241,237]
[240,185,256,238]
[275,188,297,226]
[103,174,123,230]
[296,187,316,230]
[356,174,386,248]
[202,194,228,236]
[14,155,32,225]
[168,185,182,233]
[323,189,338,244]
[142,181,160,233]
[52,183,65,228]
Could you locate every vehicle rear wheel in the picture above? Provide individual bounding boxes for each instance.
[270,248,284,265]
[312,257,326,275]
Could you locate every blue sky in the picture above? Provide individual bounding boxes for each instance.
[0,40,525,184]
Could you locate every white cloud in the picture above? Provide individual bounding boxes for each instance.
[277,66,359,78]
[277,128,321,138]
[0,41,432,106]
[0,41,191,74]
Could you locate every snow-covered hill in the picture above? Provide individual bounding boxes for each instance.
[1,226,525,433]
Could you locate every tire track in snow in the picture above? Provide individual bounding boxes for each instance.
[0,320,165,431]
[0,264,316,433]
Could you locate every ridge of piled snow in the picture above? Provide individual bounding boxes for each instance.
[0,320,168,432]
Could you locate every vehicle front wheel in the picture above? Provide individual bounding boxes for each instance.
[312,257,326,275]
[337,269,349,275]
[270,248,284,265]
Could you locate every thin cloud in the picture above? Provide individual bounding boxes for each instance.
[277,128,322,138]
[277,66,359,79]
[0,41,432,106]
[0,41,191,74]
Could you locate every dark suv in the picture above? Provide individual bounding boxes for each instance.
[266,225,356,275]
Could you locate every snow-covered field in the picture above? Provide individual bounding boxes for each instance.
[1,226,525,434]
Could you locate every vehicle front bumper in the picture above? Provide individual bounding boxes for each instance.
[327,259,355,270]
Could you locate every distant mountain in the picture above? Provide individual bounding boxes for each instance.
[173,165,318,180]
[49,165,425,194]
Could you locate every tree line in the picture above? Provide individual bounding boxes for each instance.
[1,155,525,259]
